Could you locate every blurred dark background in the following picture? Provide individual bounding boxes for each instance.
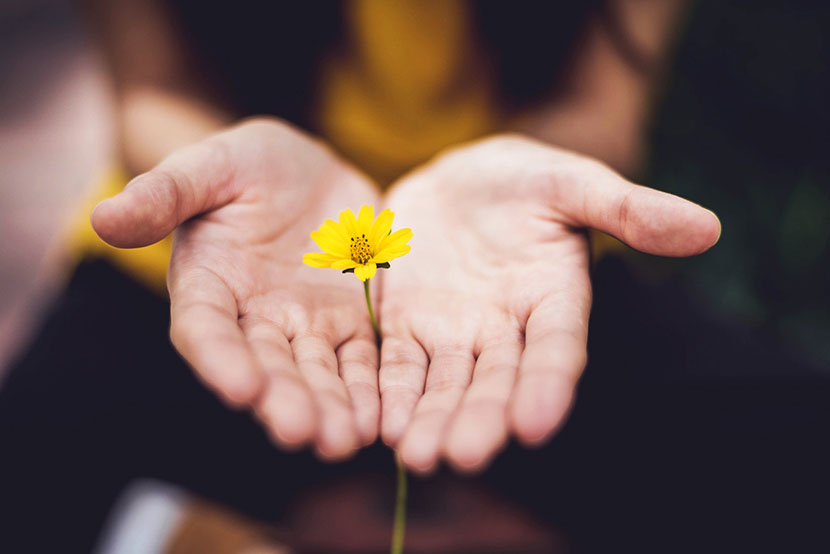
[1,1,828,553]
[644,0,830,373]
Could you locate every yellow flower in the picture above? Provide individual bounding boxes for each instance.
[303,205,413,281]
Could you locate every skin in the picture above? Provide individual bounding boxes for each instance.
[86,0,705,473]
[92,122,720,471]
[93,119,382,460]
[379,135,720,473]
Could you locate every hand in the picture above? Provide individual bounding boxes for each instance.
[92,118,381,460]
[378,135,721,473]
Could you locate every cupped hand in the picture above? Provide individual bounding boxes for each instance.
[92,118,381,459]
[378,135,721,473]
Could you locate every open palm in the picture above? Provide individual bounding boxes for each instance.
[379,136,721,472]
[92,119,380,459]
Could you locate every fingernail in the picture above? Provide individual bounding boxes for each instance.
[704,208,722,248]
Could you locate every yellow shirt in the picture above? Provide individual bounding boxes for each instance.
[315,0,499,187]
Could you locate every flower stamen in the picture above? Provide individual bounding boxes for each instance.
[350,233,372,264]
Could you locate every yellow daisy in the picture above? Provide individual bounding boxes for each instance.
[303,205,413,281]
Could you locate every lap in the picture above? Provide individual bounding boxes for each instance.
[2,258,827,553]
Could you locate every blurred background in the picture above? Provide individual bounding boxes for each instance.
[0,0,112,376]
[1,1,828,553]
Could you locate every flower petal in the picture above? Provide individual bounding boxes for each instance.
[371,244,411,263]
[357,205,374,235]
[303,252,341,268]
[321,218,349,242]
[369,209,394,250]
[339,209,359,237]
[377,228,413,251]
[332,258,359,270]
[311,230,349,257]
[354,262,377,281]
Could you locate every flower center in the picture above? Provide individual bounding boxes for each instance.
[349,234,372,264]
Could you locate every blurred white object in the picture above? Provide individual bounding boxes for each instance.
[93,480,189,554]
[94,480,293,554]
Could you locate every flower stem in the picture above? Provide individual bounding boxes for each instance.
[391,454,407,554]
[362,280,407,553]
[363,279,381,343]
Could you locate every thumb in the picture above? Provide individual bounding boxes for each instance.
[91,139,236,248]
[554,160,721,257]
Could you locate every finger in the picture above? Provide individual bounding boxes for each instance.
[168,266,264,406]
[291,333,360,460]
[241,319,317,449]
[551,157,721,256]
[92,137,237,248]
[444,337,522,472]
[509,281,590,446]
[398,346,475,473]
[337,336,381,446]
[378,337,429,447]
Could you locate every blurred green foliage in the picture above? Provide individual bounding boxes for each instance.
[642,0,830,367]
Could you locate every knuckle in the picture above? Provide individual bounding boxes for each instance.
[379,383,420,401]
[426,378,467,395]
[297,345,337,371]
[141,170,182,227]
[380,341,426,369]
[339,347,378,370]
[412,404,454,421]
[432,345,473,361]
[616,188,635,240]
[462,396,508,414]
[346,380,378,398]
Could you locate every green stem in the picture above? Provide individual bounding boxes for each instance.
[391,454,407,554]
[364,279,381,343]
[362,280,407,553]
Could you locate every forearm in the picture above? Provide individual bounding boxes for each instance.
[83,0,231,175]
[511,0,689,177]
[117,88,231,175]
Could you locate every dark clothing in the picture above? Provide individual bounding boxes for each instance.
[1,259,827,553]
